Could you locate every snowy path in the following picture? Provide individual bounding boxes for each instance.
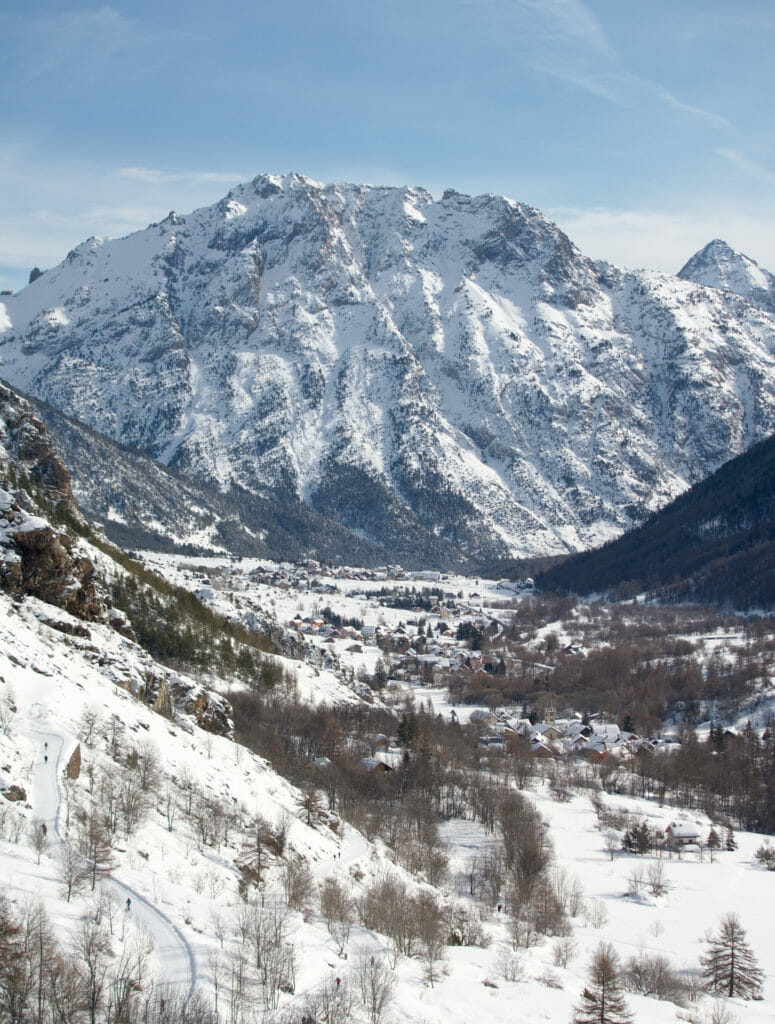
[26,715,197,1003]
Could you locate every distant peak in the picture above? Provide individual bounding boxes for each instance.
[678,239,775,312]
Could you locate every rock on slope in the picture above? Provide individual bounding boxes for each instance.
[2,174,775,564]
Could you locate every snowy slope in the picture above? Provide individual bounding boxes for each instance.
[2,587,775,1024]
[2,174,775,564]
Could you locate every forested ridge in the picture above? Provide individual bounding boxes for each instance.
[537,433,775,609]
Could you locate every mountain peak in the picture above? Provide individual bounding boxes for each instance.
[2,173,775,567]
[678,239,775,312]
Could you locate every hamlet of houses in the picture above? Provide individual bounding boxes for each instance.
[169,558,667,764]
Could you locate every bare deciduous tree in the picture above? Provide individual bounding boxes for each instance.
[71,916,113,1024]
[320,876,354,956]
[304,973,356,1024]
[76,809,115,890]
[29,819,49,865]
[282,857,314,912]
[354,950,396,1024]
[78,706,104,747]
[646,860,669,897]
[495,947,523,982]
[553,935,577,968]
[57,844,90,903]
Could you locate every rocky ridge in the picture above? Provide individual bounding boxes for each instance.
[0,379,233,735]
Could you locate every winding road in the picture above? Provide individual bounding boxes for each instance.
[26,714,198,1004]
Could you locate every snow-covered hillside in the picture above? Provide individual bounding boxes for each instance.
[2,173,775,564]
[2,583,775,1024]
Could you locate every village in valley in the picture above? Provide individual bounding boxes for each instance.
[139,553,766,798]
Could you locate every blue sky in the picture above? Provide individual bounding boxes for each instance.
[1,0,773,293]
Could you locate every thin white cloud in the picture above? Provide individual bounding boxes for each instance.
[547,205,775,275]
[0,154,250,292]
[117,168,247,186]
[9,6,199,84]
[463,0,610,53]
[468,1,731,131]
[717,149,775,187]
[533,58,731,130]
[533,63,628,104]
[516,0,611,53]
[650,83,732,131]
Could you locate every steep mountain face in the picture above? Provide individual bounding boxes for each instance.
[678,239,775,313]
[2,173,775,564]
[536,432,775,610]
[27,393,407,567]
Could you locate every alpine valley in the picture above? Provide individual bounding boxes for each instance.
[2,174,775,569]
[3,190,775,1024]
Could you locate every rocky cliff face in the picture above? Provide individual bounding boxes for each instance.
[2,174,775,563]
[0,381,104,618]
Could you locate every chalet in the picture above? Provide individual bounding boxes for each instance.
[532,723,563,743]
[530,738,554,758]
[360,758,393,774]
[581,737,609,762]
[665,820,701,848]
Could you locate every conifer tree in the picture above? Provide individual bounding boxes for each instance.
[700,913,763,999]
[706,827,721,862]
[572,943,633,1024]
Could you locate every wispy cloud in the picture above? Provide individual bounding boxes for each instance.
[117,168,247,186]
[547,204,775,275]
[515,0,611,54]
[468,0,732,131]
[717,149,775,186]
[463,0,610,53]
[0,153,249,292]
[6,6,199,84]
[649,83,732,131]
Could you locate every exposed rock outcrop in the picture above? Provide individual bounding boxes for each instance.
[143,669,232,737]
[0,381,104,620]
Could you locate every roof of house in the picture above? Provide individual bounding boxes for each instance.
[666,820,701,837]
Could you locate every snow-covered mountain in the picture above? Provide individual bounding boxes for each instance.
[678,238,775,313]
[2,173,775,564]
